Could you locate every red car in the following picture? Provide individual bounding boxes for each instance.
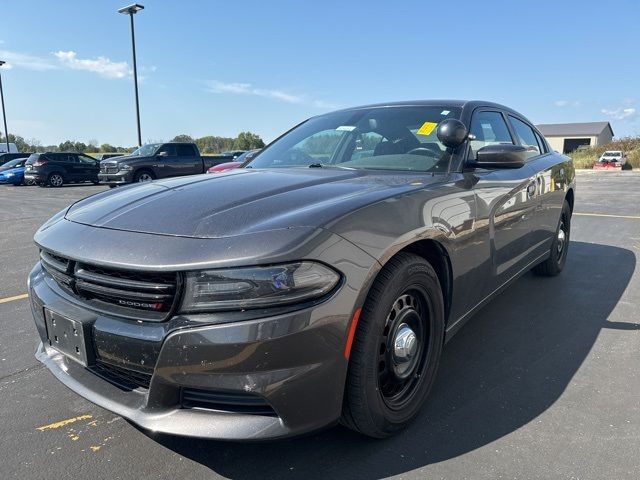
[207,149,261,173]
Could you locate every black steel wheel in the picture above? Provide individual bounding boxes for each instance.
[342,252,445,438]
[533,199,571,276]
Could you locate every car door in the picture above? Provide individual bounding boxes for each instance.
[508,116,566,257]
[175,144,202,175]
[468,109,540,294]
[76,154,100,181]
[56,153,78,180]
[153,144,178,178]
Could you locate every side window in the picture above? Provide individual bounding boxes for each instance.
[534,131,547,154]
[77,154,97,164]
[509,116,542,159]
[469,111,513,158]
[157,144,177,156]
[176,144,196,156]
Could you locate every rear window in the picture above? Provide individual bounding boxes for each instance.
[26,154,41,164]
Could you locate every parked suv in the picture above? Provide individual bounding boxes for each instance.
[24,152,100,187]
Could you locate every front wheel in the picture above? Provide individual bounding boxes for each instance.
[342,252,445,438]
[532,199,571,276]
[134,170,155,183]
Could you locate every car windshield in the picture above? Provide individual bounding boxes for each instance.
[246,105,462,172]
[2,158,26,168]
[603,151,621,157]
[131,144,161,156]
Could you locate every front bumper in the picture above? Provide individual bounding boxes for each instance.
[28,234,373,439]
[98,171,134,185]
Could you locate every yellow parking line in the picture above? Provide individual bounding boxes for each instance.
[36,414,93,431]
[574,212,640,220]
[0,293,28,304]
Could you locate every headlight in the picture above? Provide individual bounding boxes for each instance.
[180,262,340,312]
[118,164,133,171]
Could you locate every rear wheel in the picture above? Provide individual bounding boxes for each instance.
[47,173,64,188]
[342,252,445,438]
[532,200,571,276]
[134,170,155,183]
[24,178,36,186]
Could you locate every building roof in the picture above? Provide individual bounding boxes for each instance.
[536,122,613,138]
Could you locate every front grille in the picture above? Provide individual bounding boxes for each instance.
[100,162,118,174]
[90,361,152,391]
[181,388,277,416]
[40,250,179,320]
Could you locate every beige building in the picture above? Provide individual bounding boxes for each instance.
[536,122,614,153]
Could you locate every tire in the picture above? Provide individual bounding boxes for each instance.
[532,199,571,276]
[134,170,155,183]
[47,173,64,188]
[108,185,118,189]
[24,178,36,186]
[342,252,445,438]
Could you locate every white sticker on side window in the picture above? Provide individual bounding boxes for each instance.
[336,126,356,131]
[440,110,450,115]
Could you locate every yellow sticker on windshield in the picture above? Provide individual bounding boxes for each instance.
[416,121,437,136]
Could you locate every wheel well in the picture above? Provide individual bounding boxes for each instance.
[565,188,574,213]
[134,168,154,179]
[399,240,453,324]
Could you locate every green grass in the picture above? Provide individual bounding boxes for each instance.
[568,136,640,169]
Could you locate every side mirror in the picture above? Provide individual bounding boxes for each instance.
[157,151,168,157]
[436,119,468,149]
[474,144,527,168]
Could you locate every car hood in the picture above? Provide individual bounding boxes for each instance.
[65,168,445,239]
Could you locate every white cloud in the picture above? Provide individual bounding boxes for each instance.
[601,107,637,120]
[207,80,336,108]
[554,100,582,107]
[0,50,57,71]
[53,50,131,79]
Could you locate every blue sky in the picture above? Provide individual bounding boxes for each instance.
[1,0,639,147]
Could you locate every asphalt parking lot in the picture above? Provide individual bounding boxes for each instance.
[1,172,639,480]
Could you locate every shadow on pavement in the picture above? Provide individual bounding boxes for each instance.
[150,241,635,479]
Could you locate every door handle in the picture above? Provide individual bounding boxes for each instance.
[526,181,536,198]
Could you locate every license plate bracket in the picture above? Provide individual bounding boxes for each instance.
[44,309,94,367]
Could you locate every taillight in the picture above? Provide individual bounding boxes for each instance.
[33,160,48,167]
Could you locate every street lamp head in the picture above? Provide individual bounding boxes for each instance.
[118,3,144,15]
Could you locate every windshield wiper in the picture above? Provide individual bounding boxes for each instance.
[308,163,323,168]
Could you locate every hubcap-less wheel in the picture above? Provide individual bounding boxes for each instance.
[378,291,429,410]
[137,173,153,182]
[556,221,566,258]
[49,174,63,187]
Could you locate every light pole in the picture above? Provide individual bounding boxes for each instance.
[118,3,144,147]
[0,61,10,153]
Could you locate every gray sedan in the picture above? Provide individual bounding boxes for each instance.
[28,100,575,440]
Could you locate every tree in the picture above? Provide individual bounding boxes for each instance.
[0,133,30,152]
[100,143,116,153]
[172,134,194,143]
[234,131,265,150]
[58,140,88,152]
